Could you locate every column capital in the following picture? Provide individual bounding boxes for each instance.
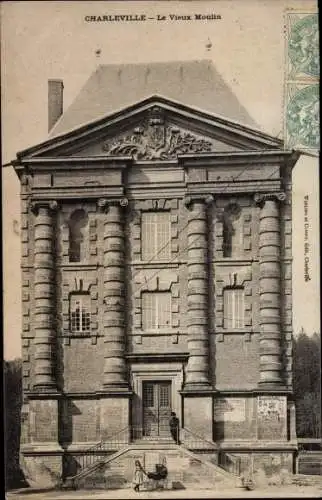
[254,192,286,206]
[184,194,214,209]
[97,197,129,213]
[30,200,58,215]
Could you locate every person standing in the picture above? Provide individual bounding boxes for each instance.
[169,412,180,444]
[133,460,146,492]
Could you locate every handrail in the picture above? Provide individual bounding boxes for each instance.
[63,426,130,487]
[131,425,174,441]
[218,450,242,476]
[182,427,217,449]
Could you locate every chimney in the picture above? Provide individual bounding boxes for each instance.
[48,79,64,132]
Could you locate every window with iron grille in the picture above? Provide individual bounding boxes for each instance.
[141,212,171,261]
[159,384,170,407]
[223,288,245,329]
[70,293,91,334]
[142,291,172,331]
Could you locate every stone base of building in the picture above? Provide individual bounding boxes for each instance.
[20,447,64,489]
[19,443,298,490]
[218,442,297,486]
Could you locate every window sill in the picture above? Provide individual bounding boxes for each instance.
[136,330,179,336]
[214,329,256,334]
[59,263,98,270]
[213,258,257,264]
[62,333,98,345]
[130,260,186,267]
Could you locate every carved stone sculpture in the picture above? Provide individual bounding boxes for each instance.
[103,107,213,160]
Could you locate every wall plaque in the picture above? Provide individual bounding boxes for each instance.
[214,398,246,422]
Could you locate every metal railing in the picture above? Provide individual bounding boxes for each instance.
[218,451,242,476]
[76,442,105,473]
[181,427,217,450]
[131,425,177,442]
[64,424,243,488]
[63,426,130,487]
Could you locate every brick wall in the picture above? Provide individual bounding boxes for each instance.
[29,400,59,443]
[68,399,99,443]
[63,338,104,392]
[214,396,256,440]
[212,333,260,389]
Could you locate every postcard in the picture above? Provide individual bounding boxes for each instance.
[2,1,320,497]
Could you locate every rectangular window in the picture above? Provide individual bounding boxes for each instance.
[142,292,171,331]
[70,294,91,334]
[141,212,171,261]
[223,288,244,329]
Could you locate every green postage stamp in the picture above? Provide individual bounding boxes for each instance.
[285,12,319,149]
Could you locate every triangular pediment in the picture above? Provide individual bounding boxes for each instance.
[70,108,241,161]
[15,96,284,162]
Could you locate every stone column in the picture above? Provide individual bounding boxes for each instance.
[184,195,213,389]
[255,192,286,386]
[99,198,129,390]
[31,200,58,390]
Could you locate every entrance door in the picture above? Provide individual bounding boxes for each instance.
[143,381,171,437]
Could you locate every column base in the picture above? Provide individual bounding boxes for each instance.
[182,382,213,393]
[102,383,131,393]
[258,381,286,390]
[32,385,59,393]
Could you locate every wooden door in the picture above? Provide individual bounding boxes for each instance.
[143,381,171,437]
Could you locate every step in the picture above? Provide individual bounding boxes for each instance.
[130,442,179,449]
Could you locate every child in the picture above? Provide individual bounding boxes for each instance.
[133,460,146,492]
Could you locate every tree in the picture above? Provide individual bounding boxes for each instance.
[4,358,25,489]
[293,330,321,438]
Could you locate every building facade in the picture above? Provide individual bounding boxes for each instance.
[13,61,299,488]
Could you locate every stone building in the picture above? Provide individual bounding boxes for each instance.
[12,61,300,488]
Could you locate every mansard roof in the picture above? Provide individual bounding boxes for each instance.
[49,60,259,138]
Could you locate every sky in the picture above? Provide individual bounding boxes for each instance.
[1,0,320,360]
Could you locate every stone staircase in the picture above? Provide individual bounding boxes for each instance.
[62,441,239,490]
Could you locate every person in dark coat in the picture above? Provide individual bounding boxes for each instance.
[169,411,180,444]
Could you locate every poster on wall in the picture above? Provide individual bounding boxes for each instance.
[257,396,287,440]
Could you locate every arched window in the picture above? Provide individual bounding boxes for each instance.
[68,209,89,262]
[222,203,242,258]
[223,287,245,329]
[69,293,91,335]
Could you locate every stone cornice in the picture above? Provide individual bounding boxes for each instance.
[16,156,132,167]
[30,187,124,200]
[215,387,292,395]
[125,353,189,362]
[24,390,134,399]
[218,441,298,451]
[179,149,299,168]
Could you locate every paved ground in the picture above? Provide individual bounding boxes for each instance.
[6,484,322,500]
